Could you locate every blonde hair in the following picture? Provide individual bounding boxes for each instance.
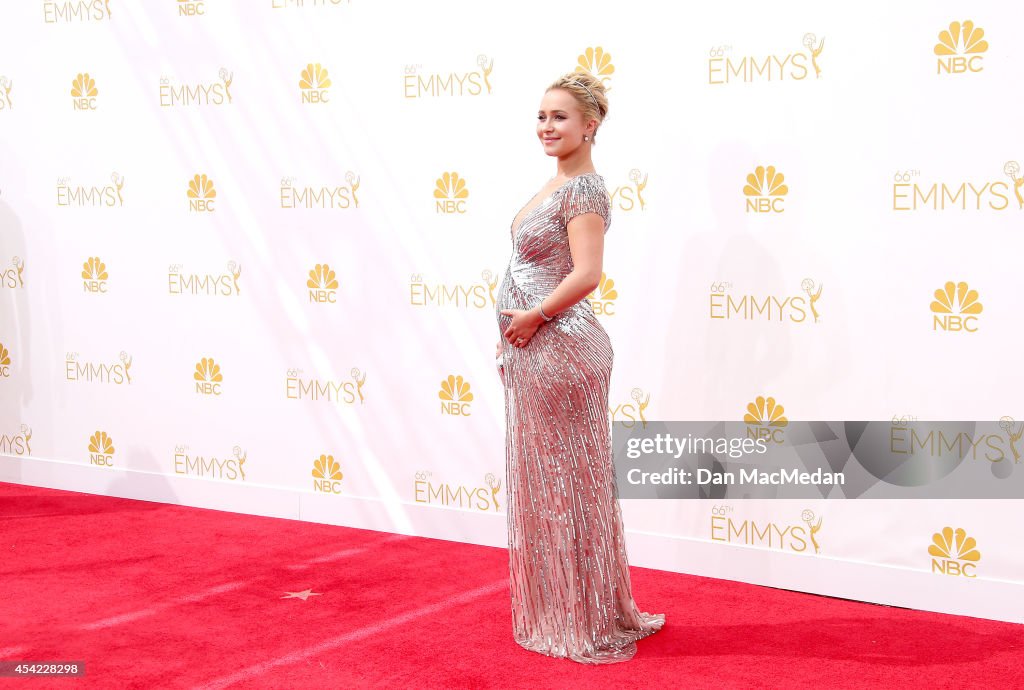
[546,71,609,144]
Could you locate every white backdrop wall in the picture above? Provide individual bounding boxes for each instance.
[1,1,1023,623]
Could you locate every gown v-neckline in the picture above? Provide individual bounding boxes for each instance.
[509,172,596,239]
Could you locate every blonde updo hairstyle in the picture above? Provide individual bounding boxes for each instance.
[546,71,609,145]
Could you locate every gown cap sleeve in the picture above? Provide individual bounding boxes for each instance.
[561,174,611,233]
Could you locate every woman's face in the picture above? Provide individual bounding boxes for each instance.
[536,88,593,157]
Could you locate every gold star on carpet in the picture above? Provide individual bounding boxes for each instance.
[281,589,322,601]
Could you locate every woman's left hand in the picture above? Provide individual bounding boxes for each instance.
[500,308,543,347]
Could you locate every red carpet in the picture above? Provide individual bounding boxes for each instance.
[0,481,1021,689]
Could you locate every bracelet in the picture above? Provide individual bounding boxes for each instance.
[538,300,554,321]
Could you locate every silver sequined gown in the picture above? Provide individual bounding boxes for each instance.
[495,172,665,664]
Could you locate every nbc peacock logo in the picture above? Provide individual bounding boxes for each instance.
[44,0,112,23]
[744,166,788,213]
[929,526,980,577]
[414,471,502,512]
[299,63,331,103]
[575,46,615,90]
[930,281,982,333]
[587,272,618,316]
[174,444,247,482]
[409,270,497,309]
[307,263,338,303]
[0,76,12,111]
[934,21,988,75]
[159,68,232,107]
[0,342,11,377]
[81,256,108,293]
[71,73,98,110]
[194,357,223,396]
[744,396,788,443]
[88,430,114,467]
[177,0,205,16]
[403,55,493,98]
[434,172,469,214]
[709,33,824,84]
[439,375,473,416]
[312,454,343,494]
[2,257,25,288]
[610,169,648,212]
[187,174,216,212]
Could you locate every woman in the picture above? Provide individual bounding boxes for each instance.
[494,71,665,664]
